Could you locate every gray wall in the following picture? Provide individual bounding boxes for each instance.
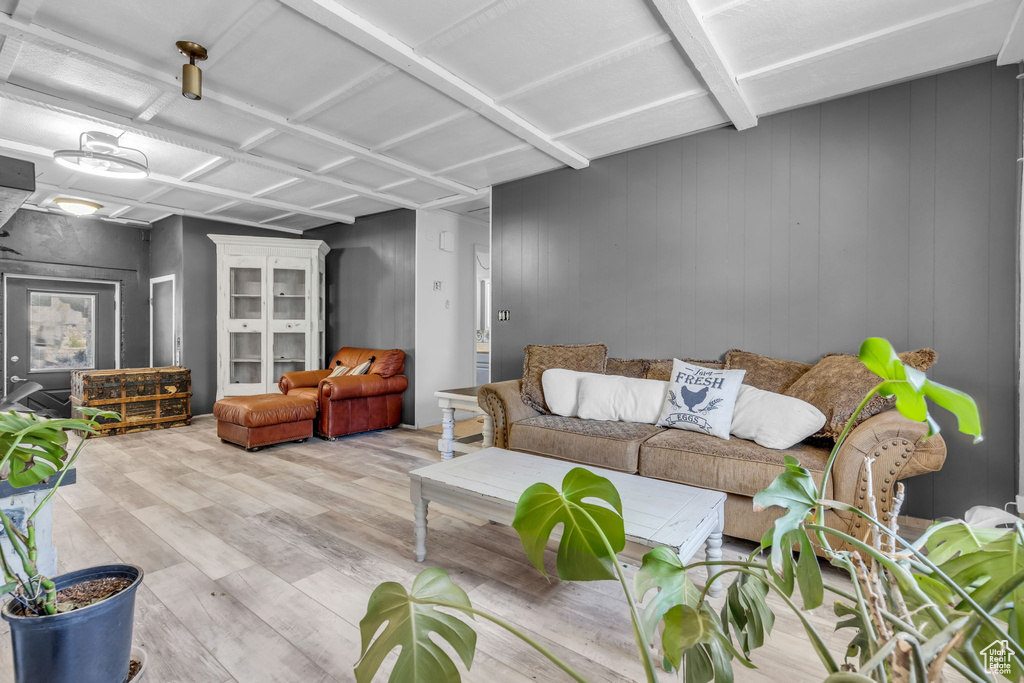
[306,209,417,425]
[491,61,1019,520]
[0,209,151,368]
[180,218,285,414]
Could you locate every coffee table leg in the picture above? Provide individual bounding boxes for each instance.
[411,479,429,562]
[482,414,494,448]
[438,403,456,461]
[705,506,725,598]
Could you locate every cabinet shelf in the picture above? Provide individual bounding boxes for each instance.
[231,358,262,363]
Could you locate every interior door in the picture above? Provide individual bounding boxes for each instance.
[4,277,117,416]
[150,276,176,367]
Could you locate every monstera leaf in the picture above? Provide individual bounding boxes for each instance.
[635,546,702,642]
[0,410,117,487]
[751,456,818,568]
[512,467,625,581]
[662,603,753,682]
[858,337,982,442]
[355,568,476,683]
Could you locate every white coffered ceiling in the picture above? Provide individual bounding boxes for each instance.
[0,0,1019,232]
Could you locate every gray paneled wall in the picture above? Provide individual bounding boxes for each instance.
[491,61,1019,520]
[306,209,417,425]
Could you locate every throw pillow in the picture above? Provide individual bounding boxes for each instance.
[785,349,937,439]
[541,369,604,417]
[327,362,351,378]
[646,358,724,381]
[724,349,813,393]
[656,359,746,440]
[521,343,608,413]
[730,384,826,449]
[346,356,376,376]
[577,374,668,424]
[605,358,649,379]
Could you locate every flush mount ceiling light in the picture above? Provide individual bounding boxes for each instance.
[176,41,208,100]
[54,198,103,216]
[52,131,149,179]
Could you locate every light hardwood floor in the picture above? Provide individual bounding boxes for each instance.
[0,417,905,682]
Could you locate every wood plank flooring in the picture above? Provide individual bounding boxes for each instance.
[0,416,926,682]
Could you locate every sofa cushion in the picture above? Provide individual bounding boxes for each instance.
[329,347,405,378]
[785,349,937,439]
[286,386,320,409]
[213,393,317,428]
[509,415,663,473]
[724,349,812,393]
[521,343,608,413]
[606,358,649,379]
[646,358,723,381]
[638,429,833,498]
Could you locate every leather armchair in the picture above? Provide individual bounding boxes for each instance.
[278,347,408,439]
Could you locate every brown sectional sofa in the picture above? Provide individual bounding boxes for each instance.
[479,355,947,550]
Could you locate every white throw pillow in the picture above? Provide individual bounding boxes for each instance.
[730,384,826,449]
[541,369,604,417]
[577,375,668,424]
[657,359,745,440]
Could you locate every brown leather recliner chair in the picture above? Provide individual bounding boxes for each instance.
[278,347,408,439]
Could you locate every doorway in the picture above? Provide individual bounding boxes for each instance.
[3,276,119,416]
[150,275,177,366]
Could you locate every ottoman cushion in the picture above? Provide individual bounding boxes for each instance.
[214,394,317,428]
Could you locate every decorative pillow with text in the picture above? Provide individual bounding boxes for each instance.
[657,359,745,440]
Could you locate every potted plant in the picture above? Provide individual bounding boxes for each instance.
[356,338,1010,682]
[0,408,144,683]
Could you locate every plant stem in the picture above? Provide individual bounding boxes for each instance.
[425,599,590,683]
[817,384,882,504]
[574,506,659,683]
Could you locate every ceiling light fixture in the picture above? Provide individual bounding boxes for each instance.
[53,131,149,179]
[54,198,103,216]
[176,41,208,100]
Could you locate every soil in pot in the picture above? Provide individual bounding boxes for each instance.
[128,659,141,681]
[12,577,132,616]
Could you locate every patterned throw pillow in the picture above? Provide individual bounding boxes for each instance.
[785,349,937,439]
[724,349,813,393]
[657,359,746,440]
[328,363,351,378]
[521,344,608,413]
[346,356,376,377]
[646,358,724,381]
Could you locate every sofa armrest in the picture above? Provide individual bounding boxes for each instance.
[478,379,540,448]
[320,374,408,401]
[279,369,330,394]
[830,409,946,534]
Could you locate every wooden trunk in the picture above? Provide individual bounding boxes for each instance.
[70,367,192,438]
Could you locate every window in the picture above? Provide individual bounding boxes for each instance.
[29,291,96,372]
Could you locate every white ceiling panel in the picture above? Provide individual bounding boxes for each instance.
[325,160,411,189]
[501,40,706,133]
[207,4,384,115]
[120,207,172,222]
[154,188,241,213]
[11,42,163,116]
[115,134,220,179]
[382,180,458,204]
[740,0,1019,114]
[305,71,466,149]
[0,99,123,152]
[32,0,258,67]
[335,0,492,47]
[67,175,164,199]
[708,0,984,77]
[387,114,523,174]
[212,202,292,223]
[321,196,395,216]
[261,180,351,207]
[443,147,563,188]
[266,213,333,230]
[149,96,269,148]
[425,0,666,97]
[557,94,728,158]
[250,133,346,172]
[193,161,294,193]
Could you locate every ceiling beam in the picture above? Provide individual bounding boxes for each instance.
[0,138,357,224]
[32,182,305,233]
[0,34,22,84]
[206,0,279,57]
[0,81,419,209]
[290,64,398,122]
[552,89,708,139]
[998,0,1024,65]
[0,13,480,197]
[647,0,757,130]
[278,0,590,170]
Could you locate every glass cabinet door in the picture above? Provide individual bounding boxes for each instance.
[272,267,306,320]
[229,331,262,385]
[229,267,263,320]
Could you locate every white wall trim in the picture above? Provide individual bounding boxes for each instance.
[149,274,176,367]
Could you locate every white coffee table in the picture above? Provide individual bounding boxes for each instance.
[409,447,727,597]
[434,386,494,461]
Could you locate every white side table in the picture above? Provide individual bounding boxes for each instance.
[434,386,494,461]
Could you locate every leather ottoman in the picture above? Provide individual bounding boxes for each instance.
[213,394,317,451]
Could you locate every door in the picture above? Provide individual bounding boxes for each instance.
[268,256,311,387]
[4,276,118,416]
[150,275,176,367]
[222,257,266,396]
